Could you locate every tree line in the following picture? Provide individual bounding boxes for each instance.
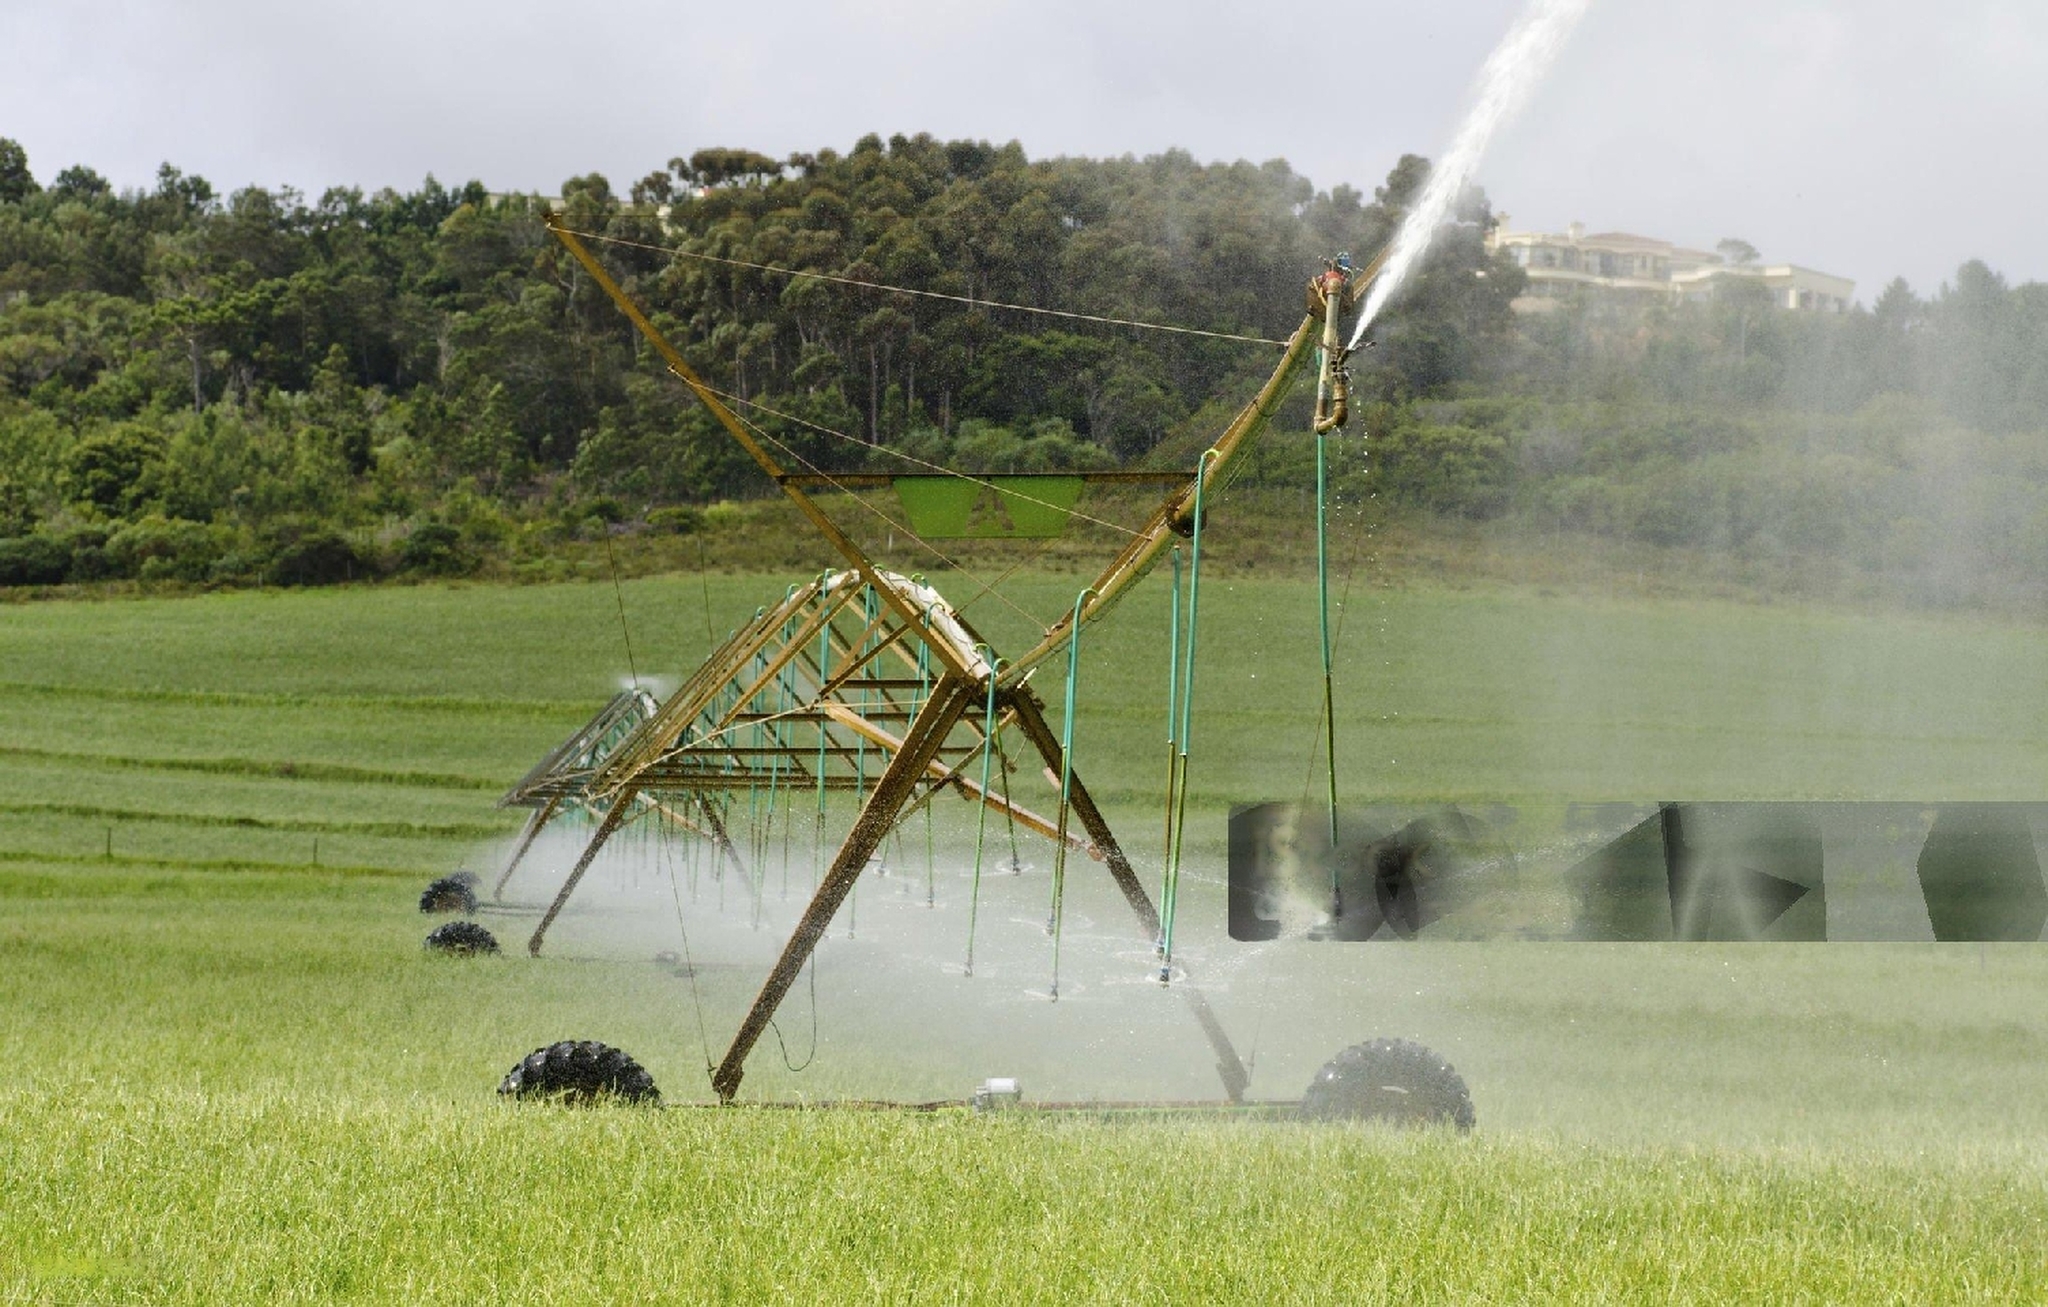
[1,132,2044,604]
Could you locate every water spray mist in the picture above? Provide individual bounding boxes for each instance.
[1350,0,1592,347]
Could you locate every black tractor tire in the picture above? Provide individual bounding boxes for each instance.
[1300,1038,1475,1130]
[424,921,500,955]
[498,1040,660,1105]
[418,875,477,915]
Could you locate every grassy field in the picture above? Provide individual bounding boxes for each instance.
[4,566,2048,1301]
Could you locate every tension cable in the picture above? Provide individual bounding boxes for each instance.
[557,226,1293,349]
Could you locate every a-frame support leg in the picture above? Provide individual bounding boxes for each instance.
[493,796,560,901]
[1007,688,1156,928]
[1007,688,1252,1103]
[527,797,632,956]
[711,676,975,1102]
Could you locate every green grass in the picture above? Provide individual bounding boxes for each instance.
[7,865,2048,1303]
[4,569,2048,1301]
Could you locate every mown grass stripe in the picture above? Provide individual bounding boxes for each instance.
[0,744,503,792]
[0,801,508,840]
[0,848,414,877]
[0,679,588,718]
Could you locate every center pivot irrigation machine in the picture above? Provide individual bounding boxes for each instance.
[462,219,1476,1126]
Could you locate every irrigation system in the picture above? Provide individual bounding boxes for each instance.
[450,0,1609,1121]
[438,217,1472,1121]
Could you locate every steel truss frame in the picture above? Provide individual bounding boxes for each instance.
[527,218,1383,1102]
[491,687,663,900]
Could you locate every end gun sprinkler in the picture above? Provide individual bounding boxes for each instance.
[1311,252,1355,436]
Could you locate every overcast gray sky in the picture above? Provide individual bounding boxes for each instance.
[3,0,2043,302]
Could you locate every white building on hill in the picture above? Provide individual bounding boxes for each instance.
[1487,220,1854,314]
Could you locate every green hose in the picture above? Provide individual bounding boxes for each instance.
[964,645,1002,978]
[1317,432,1342,915]
[1159,450,1218,982]
[1047,587,1098,1001]
[1160,544,1182,943]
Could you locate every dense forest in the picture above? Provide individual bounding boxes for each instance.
[2,132,2045,602]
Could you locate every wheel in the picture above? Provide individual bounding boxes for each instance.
[498,1040,660,1105]
[1300,1038,1475,1130]
[418,875,478,915]
[424,921,499,955]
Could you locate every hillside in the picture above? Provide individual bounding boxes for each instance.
[2,133,2045,610]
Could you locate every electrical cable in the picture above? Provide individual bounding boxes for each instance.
[767,951,820,1074]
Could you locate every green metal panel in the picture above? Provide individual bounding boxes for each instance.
[892,475,1084,538]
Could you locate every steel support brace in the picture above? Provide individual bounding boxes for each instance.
[1007,688,1251,1103]
[1006,690,1155,929]
[527,799,631,956]
[711,676,977,1102]
[493,796,560,900]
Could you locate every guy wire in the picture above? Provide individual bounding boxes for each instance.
[699,382,1141,539]
[698,535,716,645]
[603,532,639,689]
[659,815,716,1082]
[722,401,1047,629]
[560,226,1291,349]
